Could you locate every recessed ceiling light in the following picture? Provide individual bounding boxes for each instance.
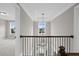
[0,11,7,16]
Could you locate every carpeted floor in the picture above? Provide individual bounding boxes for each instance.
[0,38,15,56]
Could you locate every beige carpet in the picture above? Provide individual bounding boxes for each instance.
[0,39,15,56]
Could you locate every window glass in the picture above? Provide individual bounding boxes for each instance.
[38,21,46,33]
[10,21,16,34]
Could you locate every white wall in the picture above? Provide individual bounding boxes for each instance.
[15,4,20,56]
[51,7,74,36]
[20,7,33,36]
[73,4,79,52]
[0,20,6,39]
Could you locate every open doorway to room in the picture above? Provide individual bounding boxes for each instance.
[0,3,16,56]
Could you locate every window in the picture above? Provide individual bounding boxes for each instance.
[9,21,16,34]
[38,21,46,33]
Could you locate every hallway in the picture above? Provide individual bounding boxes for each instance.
[0,3,79,56]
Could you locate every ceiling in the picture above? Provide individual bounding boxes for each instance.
[0,3,75,21]
[20,3,75,21]
[0,3,16,21]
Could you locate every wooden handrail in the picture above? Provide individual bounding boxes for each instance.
[20,35,74,38]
